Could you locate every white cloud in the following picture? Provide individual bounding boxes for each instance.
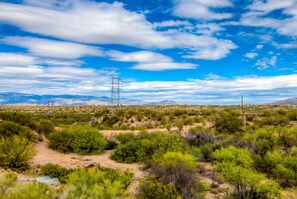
[2,36,102,59]
[0,53,37,66]
[132,62,196,71]
[249,0,295,12]
[196,23,225,35]
[245,52,258,59]
[255,56,277,70]
[0,1,237,61]
[153,20,191,28]
[107,50,197,71]
[256,44,264,49]
[0,1,172,48]
[173,0,233,20]
[107,51,172,63]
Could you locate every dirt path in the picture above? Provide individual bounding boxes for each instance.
[31,140,147,195]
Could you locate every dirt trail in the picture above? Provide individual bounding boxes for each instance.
[31,140,147,194]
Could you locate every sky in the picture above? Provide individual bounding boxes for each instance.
[0,0,297,104]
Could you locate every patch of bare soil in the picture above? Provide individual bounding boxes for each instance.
[31,139,147,195]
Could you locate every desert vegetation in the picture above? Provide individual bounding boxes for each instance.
[0,105,297,198]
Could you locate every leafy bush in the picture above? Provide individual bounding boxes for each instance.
[9,181,53,199]
[0,173,17,196]
[220,164,280,199]
[0,121,36,141]
[137,178,182,199]
[36,119,54,135]
[48,124,107,154]
[41,163,70,183]
[151,152,206,199]
[212,146,253,169]
[214,109,243,134]
[0,136,35,171]
[111,132,189,163]
[65,167,133,199]
[0,111,37,129]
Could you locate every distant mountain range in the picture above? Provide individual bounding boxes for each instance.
[0,92,179,106]
[273,98,297,105]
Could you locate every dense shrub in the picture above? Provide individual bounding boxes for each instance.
[111,132,189,163]
[48,124,107,154]
[212,146,254,169]
[41,163,71,183]
[151,152,206,199]
[220,164,280,199]
[0,136,35,170]
[0,121,35,141]
[0,111,37,129]
[36,119,54,135]
[214,109,243,134]
[0,174,54,199]
[137,178,182,199]
[66,167,133,199]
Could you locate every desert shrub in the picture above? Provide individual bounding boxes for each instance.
[212,146,253,169]
[220,164,280,199]
[104,139,118,150]
[36,119,54,135]
[263,151,297,187]
[48,124,107,154]
[187,127,217,147]
[256,115,289,127]
[0,111,37,129]
[0,121,35,141]
[137,178,182,199]
[151,152,206,199]
[8,181,53,199]
[115,133,135,144]
[0,173,17,196]
[41,163,71,183]
[199,143,219,162]
[214,109,243,134]
[0,136,35,171]
[278,125,297,151]
[65,167,133,199]
[111,132,189,163]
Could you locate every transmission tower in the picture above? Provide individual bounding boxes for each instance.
[47,100,54,114]
[110,76,121,106]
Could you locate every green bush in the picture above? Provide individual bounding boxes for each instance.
[0,121,36,141]
[0,136,35,171]
[0,173,17,196]
[41,163,70,183]
[65,167,133,199]
[151,152,206,199]
[0,111,37,129]
[220,164,280,199]
[214,109,243,134]
[48,124,107,154]
[9,181,53,199]
[212,146,253,169]
[36,119,54,135]
[111,132,189,163]
[137,178,182,199]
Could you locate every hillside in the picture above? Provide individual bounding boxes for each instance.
[273,97,297,105]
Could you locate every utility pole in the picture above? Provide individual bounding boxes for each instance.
[241,96,245,128]
[110,76,121,106]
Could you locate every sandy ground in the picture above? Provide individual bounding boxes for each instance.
[30,139,147,194]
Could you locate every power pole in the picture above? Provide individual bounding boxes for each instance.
[241,96,245,128]
[110,76,121,106]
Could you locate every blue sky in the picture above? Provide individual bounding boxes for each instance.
[0,0,297,104]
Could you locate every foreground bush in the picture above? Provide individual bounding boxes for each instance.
[0,174,54,199]
[220,164,280,199]
[111,132,189,163]
[41,163,71,183]
[151,152,206,199]
[49,124,107,154]
[0,136,35,170]
[137,178,182,199]
[66,167,133,199]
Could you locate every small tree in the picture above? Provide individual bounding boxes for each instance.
[214,109,243,134]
